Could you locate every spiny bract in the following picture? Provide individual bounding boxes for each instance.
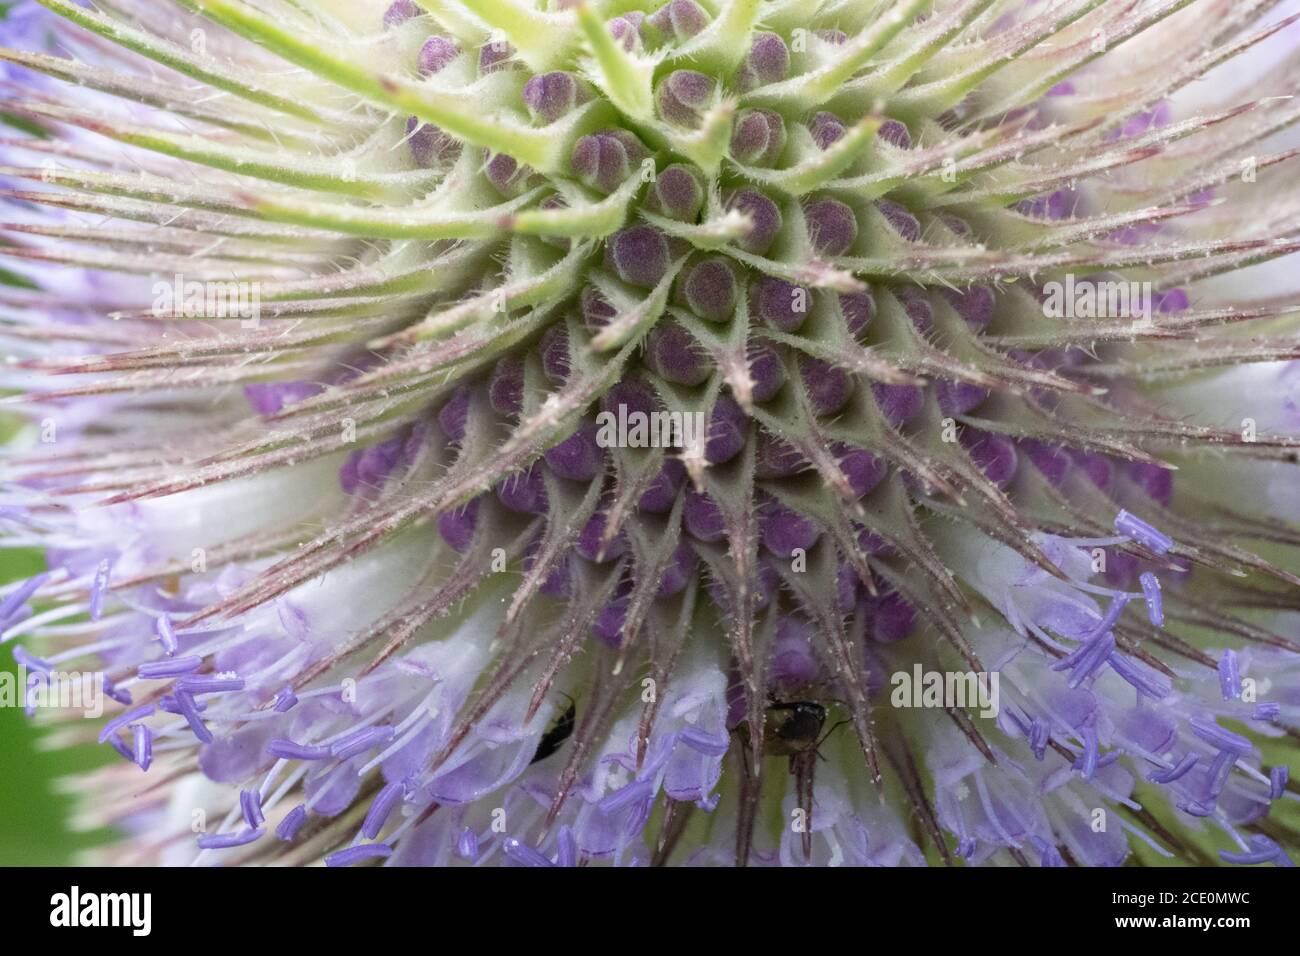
[1,0,1299,868]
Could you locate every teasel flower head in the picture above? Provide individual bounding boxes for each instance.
[1,0,1299,868]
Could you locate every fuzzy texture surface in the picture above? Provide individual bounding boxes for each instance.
[1,0,1299,867]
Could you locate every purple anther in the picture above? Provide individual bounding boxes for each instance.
[330,725,395,761]
[276,805,308,842]
[240,789,265,828]
[98,704,156,744]
[362,780,406,840]
[197,828,263,850]
[155,615,178,655]
[1148,752,1198,784]
[1114,510,1173,555]
[1217,649,1241,701]
[273,686,299,713]
[1138,572,1163,627]
[137,655,203,680]
[133,724,152,772]
[325,843,393,867]
[267,738,332,761]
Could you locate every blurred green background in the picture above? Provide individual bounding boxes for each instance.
[0,2,111,867]
[1,424,113,865]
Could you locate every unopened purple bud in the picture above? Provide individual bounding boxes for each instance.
[752,276,808,332]
[646,0,709,45]
[755,428,807,479]
[479,41,517,75]
[438,496,480,553]
[522,532,573,595]
[1019,438,1071,486]
[483,150,532,197]
[800,356,854,417]
[645,319,712,386]
[895,286,933,334]
[606,225,670,289]
[655,70,715,127]
[760,496,820,557]
[489,355,525,416]
[735,32,789,92]
[771,616,819,691]
[684,489,726,542]
[591,581,632,648]
[645,164,704,222]
[495,463,548,514]
[804,197,859,256]
[244,380,322,416]
[1017,189,1076,221]
[418,35,458,75]
[840,289,875,339]
[657,540,698,597]
[835,443,887,498]
[936,379,990,416]
[876,199,921,242]
[872,382,924,427]
[1126,460,1174,507]
[602,377,660,420]
[725,188,783,256]
[1072,449,1114,490]
[748,343,786,403]
[705,394,748,463]
[836,561,860,612]
[1155,288,1189,313]
[437,385,470,442]
[962,430,1019,488]
[808,111,847,150]
[384,0,420,28]
[543,419,605,482]
[570,129,650,194]
[405,118,457,167]
[731,108,786,166]
[539,324,570,384]
[639,458,686,513]
[871,590,917,642]
[677,256,739,322]
[941,285,995,331]
[877,119,912,149]
[575,509,628,563]
[579,285,616,333]
[942,214,973,237]
[607,12,646,51]
[523,71,587,123]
